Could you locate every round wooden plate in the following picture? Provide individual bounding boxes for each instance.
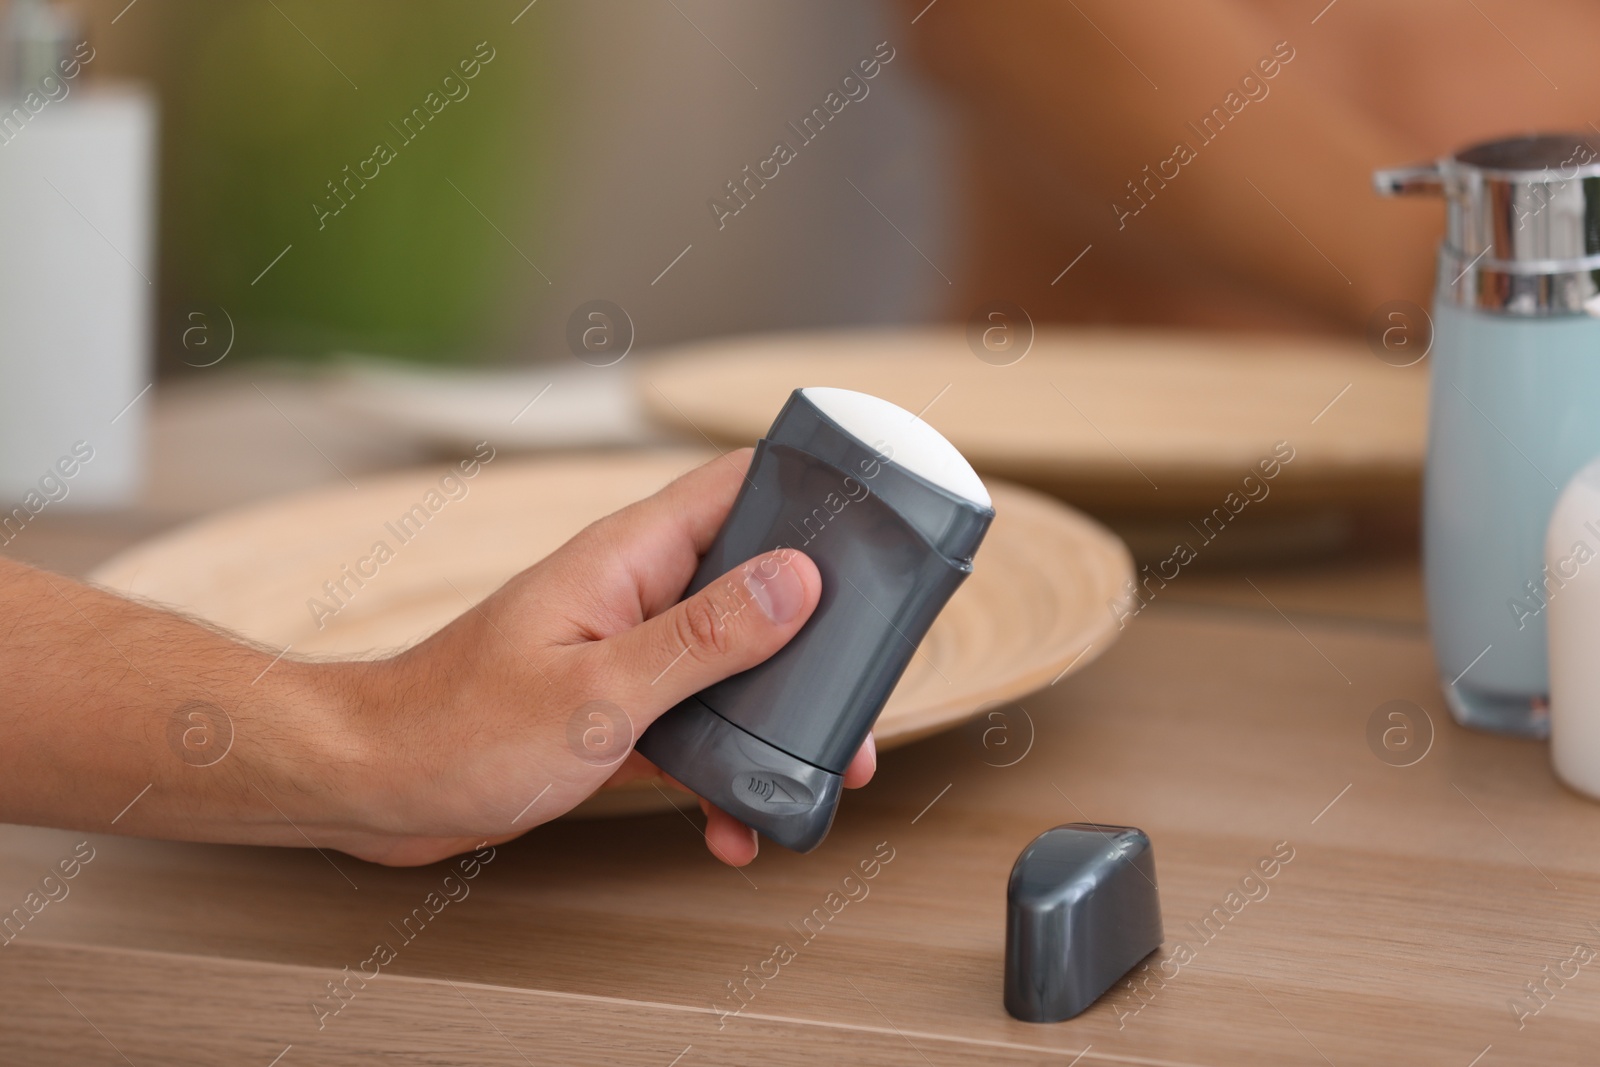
[639,327,1428,511]
[89,451,1132,818]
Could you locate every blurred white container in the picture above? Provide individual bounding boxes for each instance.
[0,1,155,511]
[1547,456,1600,799]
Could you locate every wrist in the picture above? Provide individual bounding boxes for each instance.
[256,657,386,836]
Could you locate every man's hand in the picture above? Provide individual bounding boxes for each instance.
[0,450,873,868]
[341,449,875,866]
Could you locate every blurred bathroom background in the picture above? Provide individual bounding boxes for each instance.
[77,0,957,372]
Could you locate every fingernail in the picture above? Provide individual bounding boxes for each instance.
[744,557,804,623]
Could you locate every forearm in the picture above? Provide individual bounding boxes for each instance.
[0,557,370,845]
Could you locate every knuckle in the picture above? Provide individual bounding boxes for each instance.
[676,587,738,660]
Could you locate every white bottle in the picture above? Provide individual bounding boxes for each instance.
[1546,456,1600,799]
[0,0,155,511]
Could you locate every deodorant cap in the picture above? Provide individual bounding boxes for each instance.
[1005,824,1163,1023]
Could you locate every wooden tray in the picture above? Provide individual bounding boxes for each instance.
[638,327,1428,511]
[89,450,1132,816]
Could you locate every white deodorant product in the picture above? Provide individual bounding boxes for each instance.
[1547,456,1600,799]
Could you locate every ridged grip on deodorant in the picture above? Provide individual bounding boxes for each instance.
[641,695,846,853]
[635,389,994,852]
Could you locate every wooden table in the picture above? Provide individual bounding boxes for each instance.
[5,377,1596,1065]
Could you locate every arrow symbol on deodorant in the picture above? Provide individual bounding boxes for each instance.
[764,779,797,805]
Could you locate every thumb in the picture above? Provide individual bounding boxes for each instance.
[596,548,821,719]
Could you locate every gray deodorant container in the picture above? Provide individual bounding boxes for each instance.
[635,387,994,853]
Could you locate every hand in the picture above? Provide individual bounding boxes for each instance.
[334,449,877,867]
[0,451,872,868]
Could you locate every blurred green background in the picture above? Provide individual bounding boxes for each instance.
[88,0,556,369]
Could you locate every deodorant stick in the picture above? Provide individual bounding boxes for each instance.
[635,387,994,852]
